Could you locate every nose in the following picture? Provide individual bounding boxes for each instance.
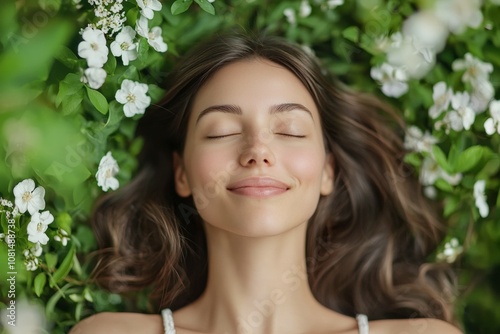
[238,135,276,167]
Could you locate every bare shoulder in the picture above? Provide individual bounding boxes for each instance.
[370,317,463,334]
[69,312,163,334]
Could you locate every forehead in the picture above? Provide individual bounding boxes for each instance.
[191,58,318,116]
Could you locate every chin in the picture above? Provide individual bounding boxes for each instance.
[203,215,308,238]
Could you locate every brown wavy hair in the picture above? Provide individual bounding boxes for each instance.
[91,32,457,322]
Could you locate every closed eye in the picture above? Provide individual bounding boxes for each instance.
[206,133,240,139]
[276,133,306,138]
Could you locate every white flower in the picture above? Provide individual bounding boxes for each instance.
[283,8,296,25]
[402,10,449,52]
[27,211,54,245]
[299,0,312,17]
[30,243,43,257]
[13,179,45,215]
[78,27,109,68]
[435,110,463,133]
[110,3,123,13]
[115,79,151,117]
[96,151,120,192]
[95,4,106,17]
[110,26,138,66]
[0,198,13,207]
[420,157,462,186]
[370,63,409,98]
[437,238,463,263]
[404,126,438,153]
[474,180,489,218]
[25,257,39,271]
[373,35,391,52]
[420,157,442,186]
[485,100,500,135]
[429,82,453,119]
[386,32,436,79]
[325,0,344,9]
[54,229,70,247]
[424,186,437,199]
[452,53,493,85]
[137,0,162,20]
[135,16,168,52]
[434,0,483,34]
[450,92,475,130]
[470,80,494,113]
[72,0,83,9]
[82,67,107,89]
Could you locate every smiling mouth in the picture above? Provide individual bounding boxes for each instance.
[227,177,289,198]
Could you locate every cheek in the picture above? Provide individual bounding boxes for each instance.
[281,146,325,184]
[186,145,237,192]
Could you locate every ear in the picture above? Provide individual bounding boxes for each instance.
[320,153,334,196]
[173,151,192,197]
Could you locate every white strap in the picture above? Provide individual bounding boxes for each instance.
[163,308,365,334]
[161,308,176,334]
[356,314,369,334]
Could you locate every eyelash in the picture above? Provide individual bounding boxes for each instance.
[276,133,306,138]
[206,134,239,139]
[206,133,306,139]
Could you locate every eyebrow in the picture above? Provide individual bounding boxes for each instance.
[195,103,314,124]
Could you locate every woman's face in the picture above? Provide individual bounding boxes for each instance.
[174,58,334,237]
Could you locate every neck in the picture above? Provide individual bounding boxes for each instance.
[188,222,330,334]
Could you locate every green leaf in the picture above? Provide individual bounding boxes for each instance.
[195,0,215,15]
[455,146,484,173]
[86,87,109,114]
[56,73,83,107]
[443,196,460,217]
[342,26,360,43]
[104,53,117,74]
[171,0,193,15]
[45,253,58,271]
[61,89,84,115]
[148,84,165,103]
[130,137,144,156]
[55,46,79,70]
[137,38,150,60]
[403,152,421,168]
[0,20,74,86]
[121,65,139,81]
[50,246,75,286]
[478,158,500,179]
[34,273,47,297]
[106,100,125,129]
[45,283,75,317]
[447,142,461,169]
[55,212,72,232]
[83,289,93,302]
[72,254,82,276]
[75,302,84,321]
[69,293,83,302]
[435,178,453,192]
[431,145,451,173]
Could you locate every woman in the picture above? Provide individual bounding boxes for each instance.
[71,32,462,334]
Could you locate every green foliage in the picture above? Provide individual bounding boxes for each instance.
[0,0,499,333]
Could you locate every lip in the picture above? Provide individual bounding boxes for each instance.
[227,177,290,198]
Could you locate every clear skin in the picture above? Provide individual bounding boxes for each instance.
[70,59,462,334]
